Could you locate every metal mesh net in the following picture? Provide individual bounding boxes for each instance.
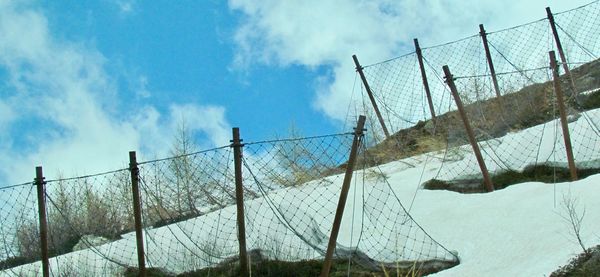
[354,1,600,193]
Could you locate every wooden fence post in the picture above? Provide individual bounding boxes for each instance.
[231,128,249,277]
[443,66,495,192]
[129,151,147,277]
[35,166,50,277]
[547,7,577,97]
[320,115,366,277]
[549,51,578,181]
[352,55,391,139]
[479,24,502,98]
[414,39,438,122]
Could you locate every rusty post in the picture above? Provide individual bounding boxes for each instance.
[352,54,391,139]
[479,24,502,98]
[414,39,437,122]
[320,115,366,277]
[129,151,147,277]
[231,128,249,277]
[443,66,495,192]
[35,166,50,277]
[547,7,577,97]
[549,51,578,181]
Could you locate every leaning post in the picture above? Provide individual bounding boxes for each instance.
[352,54,391,139]
[129,151,147,277]
[549,51,578,181]
[414,38,438,123]
[231,128,249,277]
[479,24,502,99]
[320,115,366,277]
[443,66,495,192]
[547,7,577,97]
[35,166,50,277]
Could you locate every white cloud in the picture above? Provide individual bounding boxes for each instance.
[168,104,231,149]
[135,75,151,98]
[229,0,592,121]
[0,100,14,130]
[0,1,230,184]
[116,0,135,14]
[126,104,232,160]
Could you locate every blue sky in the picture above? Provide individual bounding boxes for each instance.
[0,0,591,184]
[40,0,333,139]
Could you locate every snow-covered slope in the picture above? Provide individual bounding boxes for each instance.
[368,156,600,276]
[2,108,599,276]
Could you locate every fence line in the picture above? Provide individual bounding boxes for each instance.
[353,0,600,192]
[2,1,600,275]
[0,119,460,275]
[354,0,600,136]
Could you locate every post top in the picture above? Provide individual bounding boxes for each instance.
[546,7,553,17]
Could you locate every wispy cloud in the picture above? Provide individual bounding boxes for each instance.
[0,100,14,130]
[168,104,231,149]
[135,75,151,98]
[116,0,135,14]
[0,1,230,184]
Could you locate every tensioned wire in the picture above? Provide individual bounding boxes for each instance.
[0,181,33,190]
[553,0,600,15]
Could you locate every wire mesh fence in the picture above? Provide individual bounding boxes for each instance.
[486,19,555,82]
[2,1,600,276]
[0,170,139,276]
[240,134,356,264]
[355,0,600,192]
[0,129,460,276]
[361,53,425,134]
[554,2,600,64]
[432,67,592,184]
[136,146,237,274]
[0,183,39,276]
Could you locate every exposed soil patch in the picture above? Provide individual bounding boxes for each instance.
[123,249,459,277]
[551,245,600,277]
[423,165,600,193]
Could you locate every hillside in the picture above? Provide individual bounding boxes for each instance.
[2,58,600,277]
[363,58,600,167]
[2,106,599,276]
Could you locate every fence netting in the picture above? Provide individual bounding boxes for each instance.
[136,146,237,274]
[3,1,600,276]
[354,0,600,192]
[432,66,600,190]
[0,183,39,276]
[486,19,554,81]
[0,131,459,275]
[241,134,458,274]
[0,169,137,276]
[240,134,354,265]
[554,1,600,64]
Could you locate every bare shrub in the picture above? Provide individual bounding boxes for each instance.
[558,191,589,256]
[15,220,40,260]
